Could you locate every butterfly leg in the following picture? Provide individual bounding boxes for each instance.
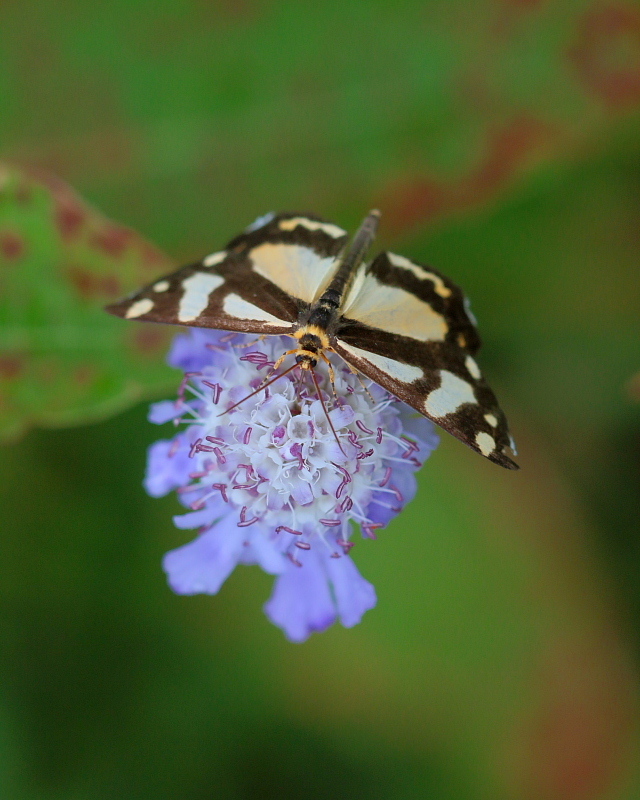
[319,351,338,400]
[271,349,298,374]
[344,361,376,404]
[232,334,268,349]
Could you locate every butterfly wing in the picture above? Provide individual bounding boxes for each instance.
[335,251,517,469]
[105,212,349,335]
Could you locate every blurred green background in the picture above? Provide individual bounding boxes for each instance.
[2,1,640,798]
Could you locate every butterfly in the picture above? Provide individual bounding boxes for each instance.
[106,210,518,469]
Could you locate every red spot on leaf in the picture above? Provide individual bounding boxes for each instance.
[0,356,23,380]
[55,196,86,241]
[132,326,169,354]
[89,224,134,258]
[463,115,548,198]
[140,242,172,271]
[67,267,121,300]
[570,5,640,109]
[14,182,32,205]
[383,115,552,234]
[0,230,25,261]
[383,180,451,235]
[73,363,97,386]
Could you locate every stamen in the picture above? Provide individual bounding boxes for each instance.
[348,430,363,449]
[336,538,355,553]
[389,485,404,503]
[319,519,341,527]
[276,526,303,536]
[189,438,202,458]
[287,553,302,567]
[239,351,268,365]
[177,485,198,495]
[356,420,373,434]
[213,447,226,464]
[380,467,392,487]
[195,443,215,453]
[212,483,228,502]
[205,435,224,445]
[376,427,383,444]
[361,523,382,539]
[237,507,259,527]
[356,448,374,460]
[294,541,311,550]
[333,464,352,499]
[201,380,222,403]
[400,436,419,457]
[243,427,253,444]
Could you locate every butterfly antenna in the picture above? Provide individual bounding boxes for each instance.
[311,369,346,456]
[218,362,299,416]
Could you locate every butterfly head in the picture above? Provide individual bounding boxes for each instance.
[293,325,330,371]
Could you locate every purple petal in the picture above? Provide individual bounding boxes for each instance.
[238,533,287,575]
[324,551,376,628]
[400,413,439,455]
[172,503,226,530]
[144,437,190,497]
[167,329,226,371]
[328,403,355,428]
[264,548,336,642]
[148,400,185,424]
[162,516,245,595]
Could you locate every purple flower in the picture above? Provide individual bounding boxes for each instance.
[146,329,439,642]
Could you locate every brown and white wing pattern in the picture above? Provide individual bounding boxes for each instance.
[335,251,517,469]
[105,212,348,334]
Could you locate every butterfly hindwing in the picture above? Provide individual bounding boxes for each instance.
[341,251,480,354]
[335,251,517,469]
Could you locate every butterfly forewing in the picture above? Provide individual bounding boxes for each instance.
[105,212,347,333]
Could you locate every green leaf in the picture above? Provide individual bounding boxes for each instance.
[0,164,177,441]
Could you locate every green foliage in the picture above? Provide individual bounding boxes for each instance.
[0,164,175,440]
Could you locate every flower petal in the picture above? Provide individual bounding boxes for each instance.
[324,551,377,628]
[167,329,225,372]
[162,516,245,595]
[144,437,190,497]
[264,548,336,642]
[238,532,287,574]
[148,400,184,424]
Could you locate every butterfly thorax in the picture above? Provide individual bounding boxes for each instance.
[293,210,383,370]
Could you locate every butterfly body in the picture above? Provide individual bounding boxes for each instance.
[106,210,518,470]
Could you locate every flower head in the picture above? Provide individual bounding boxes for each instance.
[146,328,439,642]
